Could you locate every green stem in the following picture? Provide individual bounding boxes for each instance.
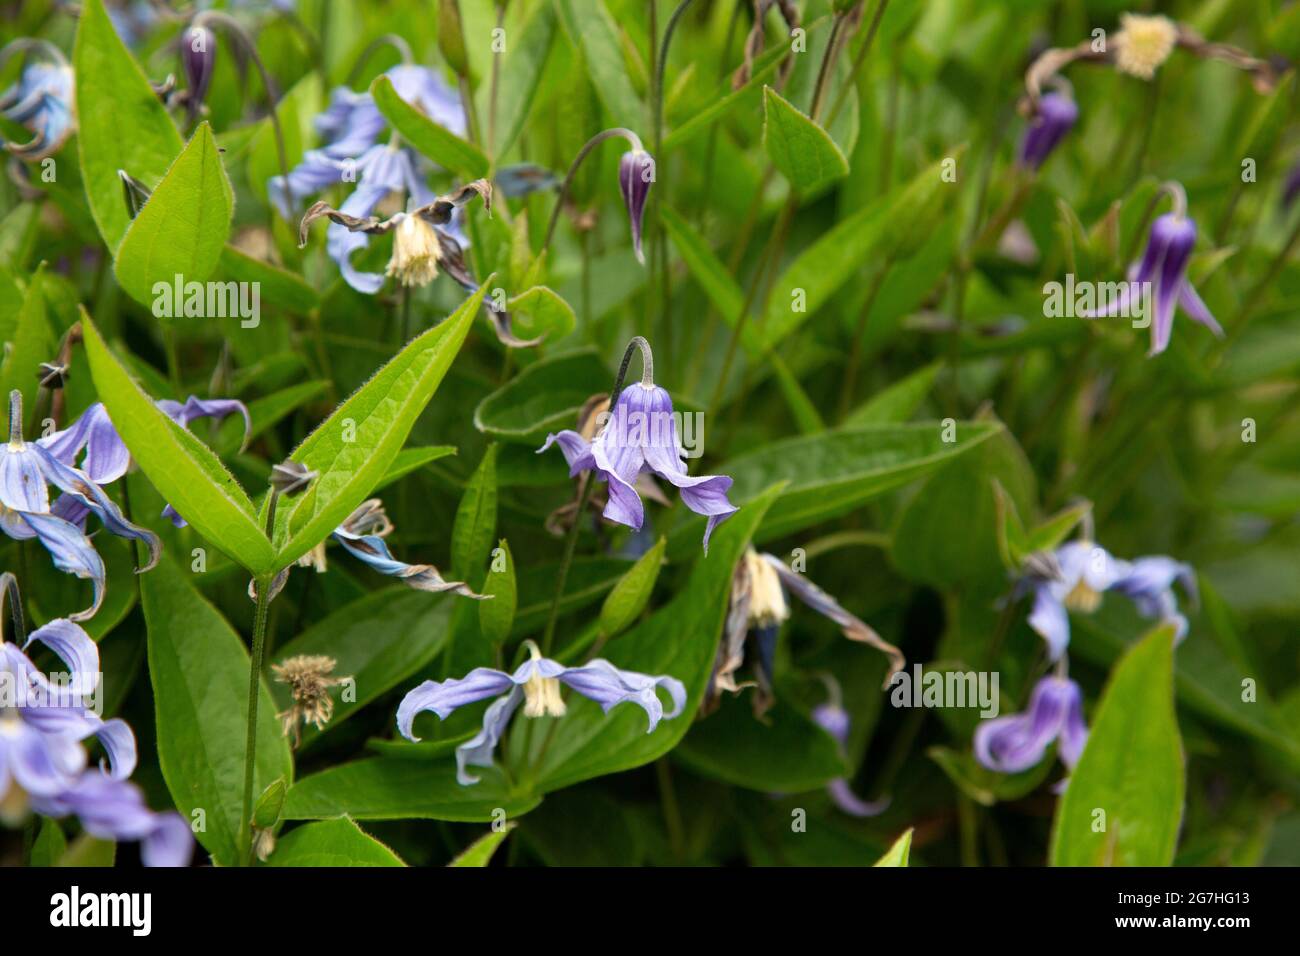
[538,338,650,656]
[240,571,273,866]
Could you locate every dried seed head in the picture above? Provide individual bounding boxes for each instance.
[272,655,350,747]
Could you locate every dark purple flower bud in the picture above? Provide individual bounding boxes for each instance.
[181,25,215,120]
[1018,93,1078,170]
[618,149,654,265]
[1284,160,1300,212]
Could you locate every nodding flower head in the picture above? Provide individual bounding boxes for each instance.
[1081,184,1223,356]
[181,25,215,120]
[539,349,737,552]
[272,654,351,747]
[1113,13,1178,80]
[1019,92,1078,170]
[974,675,1088,775]
[743,549,788,628]
[618,149,654,264]
[397,640,686,785]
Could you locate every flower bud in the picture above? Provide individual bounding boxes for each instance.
[1018,92,1078,170]
[182,25,215,120]
[618,150,654,265]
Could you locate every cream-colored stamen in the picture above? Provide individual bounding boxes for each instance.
[1113,13,1177,80]
[385,214,442,287]
[1063,577,1103,614]
[521,640,566,718]
[744,550,789,628]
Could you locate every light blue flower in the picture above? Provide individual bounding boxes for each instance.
[0,41,75,161]
[1024,540,1196,661]
[1,391,160,620]
[974,675,1088,776]
[397,641,686,785]
[40,395,250,528]
[810,677,890,818]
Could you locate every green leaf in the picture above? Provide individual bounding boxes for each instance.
[891,421,1036,595]
[485,1,556,158]
[473,348,609,443]
[271,282,486,568]
[81,312,277,574]
[763,87,848,194]
[761,152,956,349]
[873,829,913,867]
[661,37,788,151]
[73,0,183,249]
[1050,624,1185,867]
[271,588,454,743]
[451,444,498,585]
[0,264,53,417]
[598,536,665,639]
[521,485,783,793]
[669,422,1003,556]
[253,778,288,830]
[266,817,405,867]
[142,557,293,867]
[509,286,577,341]
[59,835,116,867]
[376,445,458,490]
[371,75,489,179]
[113,123,234,308]
[554,0,644,129]
[282,759,540,822]
[678,698,848,791]
[449,823,516,866]
[479,539,517,645]
[845,362,941,425]
[30,817,67,867]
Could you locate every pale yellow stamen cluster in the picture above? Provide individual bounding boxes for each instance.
[1113,13,1177,80]
[744,550,789,628]
[521,641,566,719]
[385,214,442,287]
[272,655,350,747]
[1063,577,1103,614]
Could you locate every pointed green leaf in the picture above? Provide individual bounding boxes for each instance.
[113,123,234,308]
[0,264,53,416]
[81,312,277,574]
[1050,624,1185,866]
[473,348,610,443]
[485,1,556,158]
[271,282,487,568]
[73,0,184,249]
[266,817,405,867]
[451,444,498,585]
[449,823,515,866]
[479,539,517,645]
[554,0,644,128]
[763,86,848,194]
[598,536,665,639]
[874,829,913,866]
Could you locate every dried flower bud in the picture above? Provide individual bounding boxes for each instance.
[36,362,69,389]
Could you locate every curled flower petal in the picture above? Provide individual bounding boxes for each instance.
[973,676,1083,774]
[23,619,99,693]
[456,687,523,785]
[396,669,517,740]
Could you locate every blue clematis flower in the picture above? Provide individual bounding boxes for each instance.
[708,549,904,715]
[1082,182,1223,356]
[269,65,465,293]
[284,497,484,601]
[0,40,75,162]
[810,677,890,818]
[973,675,1088,777]
[1,391,160,620]
[1023,540,1196,661]
[0,585,191,865]
[397,640,686,785]
[40,395,250,529]
[538,371,738,552]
